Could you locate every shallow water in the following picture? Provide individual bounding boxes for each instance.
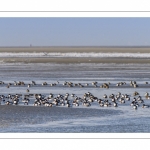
[1,63,150,132]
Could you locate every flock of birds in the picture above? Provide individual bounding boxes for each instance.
[0,80,150,110]
[0,80,149,91]
[0,87,150,110]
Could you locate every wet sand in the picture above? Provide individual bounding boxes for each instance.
[0,63,150,79]
[0,105,121,132]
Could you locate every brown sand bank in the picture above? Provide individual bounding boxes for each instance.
[1,47,150,53]
[1,57,150,64]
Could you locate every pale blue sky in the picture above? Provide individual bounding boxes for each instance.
[0,18,150,46]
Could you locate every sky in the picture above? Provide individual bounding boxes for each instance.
[0,18,150,47]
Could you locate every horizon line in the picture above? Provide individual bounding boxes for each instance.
[1,46,150,48]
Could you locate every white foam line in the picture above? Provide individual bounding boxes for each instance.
[0,52,150,58]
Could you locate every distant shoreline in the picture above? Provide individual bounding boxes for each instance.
[1,46,150,64]
[1,46,150,53]
[1,57,150,64]
[1,46,150,47]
